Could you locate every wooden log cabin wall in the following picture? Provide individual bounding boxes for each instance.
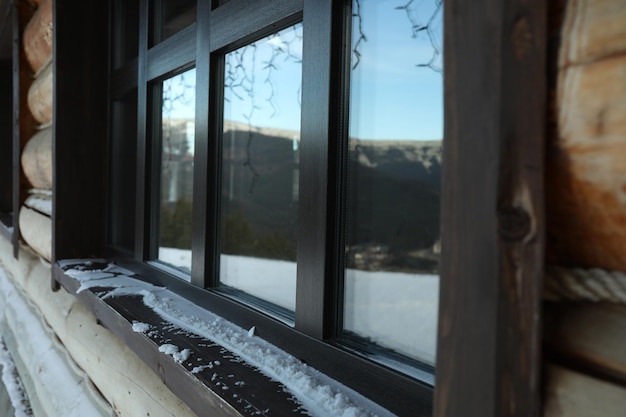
[17,0,52,263]
[544,0,626,415]
[0,0,623,415]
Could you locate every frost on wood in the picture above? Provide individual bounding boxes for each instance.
[60,259,394,417]
[0,338,33,417]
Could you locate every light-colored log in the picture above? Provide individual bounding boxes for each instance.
[23,0,53,73]
[559,0,626,68]
[27,62,52,125]
[0,235,218,417]
[21,127,53,190]
[18,206,51,262]
[544,302,626,378]
[547,51,626,271]
[544,364,626,417]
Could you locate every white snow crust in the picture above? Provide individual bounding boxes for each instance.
[0,338,33,417]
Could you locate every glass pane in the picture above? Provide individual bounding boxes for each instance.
[343,0,443,370]
[109,91,137,251]
[219,24,303,314]
[157,69,196,276]
[149,0,196,47]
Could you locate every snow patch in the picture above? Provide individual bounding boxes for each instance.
[158,344,191,364]
[131,322,151,333]
[0,338,33,417]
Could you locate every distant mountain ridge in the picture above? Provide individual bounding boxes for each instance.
[162,119,443,273]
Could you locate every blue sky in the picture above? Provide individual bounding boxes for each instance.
[166,0,443,141]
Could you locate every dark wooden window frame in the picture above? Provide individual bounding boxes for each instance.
[0,0,14,241]
[50,0,547,416]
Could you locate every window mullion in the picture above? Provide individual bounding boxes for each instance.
[191,0,213,287]
[135,0,150,260]
[295,0,344,339]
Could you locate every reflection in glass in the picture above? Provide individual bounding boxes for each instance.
[157,69,196,276]
[343,1,443,370]
[149,0,196,47]
[219,24,303,314]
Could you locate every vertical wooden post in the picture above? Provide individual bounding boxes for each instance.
[53,0,109,261]
[435,0,546,416]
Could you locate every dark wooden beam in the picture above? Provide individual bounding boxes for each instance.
[434,0,546,416]
[53,0,110,260]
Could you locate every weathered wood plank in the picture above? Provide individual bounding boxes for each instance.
[434,0,546,416]
[544,302,626,383]
[544,364,626,417]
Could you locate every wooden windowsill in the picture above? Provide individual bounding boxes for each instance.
[51,259,308,417]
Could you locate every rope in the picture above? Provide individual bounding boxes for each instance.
[545,265,626,304]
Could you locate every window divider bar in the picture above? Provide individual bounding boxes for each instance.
[295,0,342,340]
[11,1,22,259]
[191,0,212,288]
[145,23,196,82]
[208,0,302,53]
[134,0,149,260]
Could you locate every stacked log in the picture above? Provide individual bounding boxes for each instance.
[19,0,53,261]
[547,0,626,271]
[544,0,626,414]
[21,127,52,190]
[23,0,52,74]
[27,63,52,125]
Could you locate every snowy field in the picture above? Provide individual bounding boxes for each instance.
[159,248,438,365]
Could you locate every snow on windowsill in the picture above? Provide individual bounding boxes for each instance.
[59,260,396,417]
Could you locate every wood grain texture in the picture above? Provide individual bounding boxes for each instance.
[544,302,626,384]
[558,0,626,68]
[434,0,546,416]
[21,127,53,189]
[546,0,626,272]
[23,0,53,73]
[26,60,52,124]
[544,365,626,417]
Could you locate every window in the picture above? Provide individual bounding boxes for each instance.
[101,0,443,414]
[49,0,548,415]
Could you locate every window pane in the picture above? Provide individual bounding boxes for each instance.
[343,0,443,369]
[156,69,196,276]
[149,0,196,47]
[109,91,137,251]
[219,24,303,314]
